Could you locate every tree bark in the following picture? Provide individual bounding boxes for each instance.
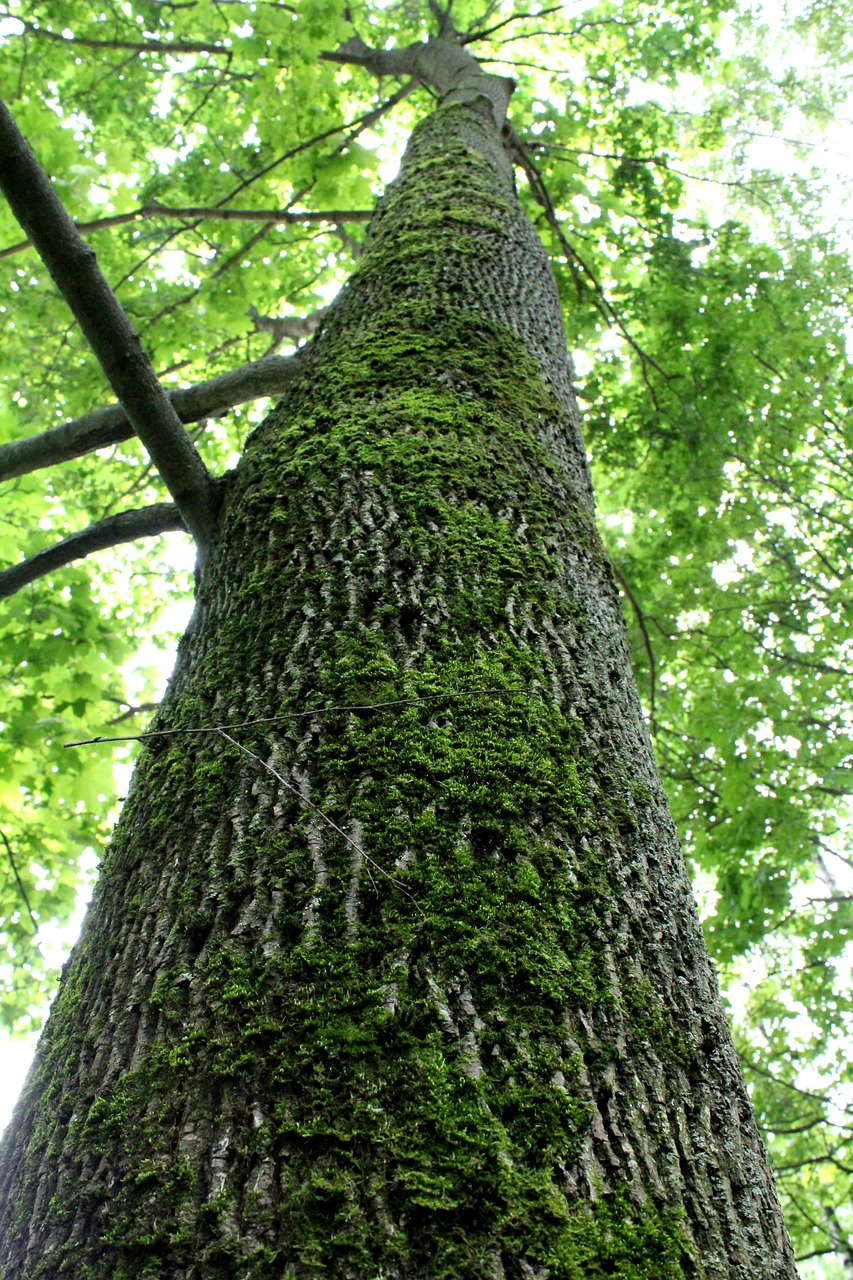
[0,99,798,1279]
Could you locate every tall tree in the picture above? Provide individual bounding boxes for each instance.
[0,17,799,1280]
[0,0,850,1272]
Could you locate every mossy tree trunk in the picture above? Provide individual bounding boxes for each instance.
[0,92,798,1280]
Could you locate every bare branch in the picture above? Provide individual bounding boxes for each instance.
[0,351,307,483]
[2,15,229,55]
[427,0,457,39]
[741,1056,852,1115]
[507,129,674,386]
[0,830,38,934]
[0,95,219,552]
[0,205,373,260]
[247,304,327,348]
[0,505,186,601]
[322,34,420,79]
[221,81,418,205]
[460,4,564,43]
[824,1207,853,1269]
[105,699,160,726]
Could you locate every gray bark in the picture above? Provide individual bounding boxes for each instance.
[0,85,797,1280]
[323,34,515,125]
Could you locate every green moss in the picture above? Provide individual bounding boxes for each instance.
[631,781,653,807]
[548,1191,695,1279]
[621,977,693,1066]
[6,103,710,1280]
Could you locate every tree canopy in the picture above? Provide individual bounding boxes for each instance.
[0,0,851,1270]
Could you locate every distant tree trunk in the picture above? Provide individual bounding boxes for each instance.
[825,1207,853,1270]
[0,97,798,1280]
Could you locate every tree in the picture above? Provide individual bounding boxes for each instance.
[0,0,850,1273]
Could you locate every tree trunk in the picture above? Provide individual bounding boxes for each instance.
[0,99,797,1280]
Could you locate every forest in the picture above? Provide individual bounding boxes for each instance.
[0,0,851,1274]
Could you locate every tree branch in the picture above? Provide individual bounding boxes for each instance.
[221,81,417,206]
[0,351,307,483]
[823,1206,853,1270]
[0,830,38,933]
[740,1056,850,1114]
[0,505,186,601]
[322,34,420,80]
[0,205,373,260]
[247,305,327,348]
[3,16,229,55]
[0,95,220,553]
[506,130,674,387]
[323,34,514,126]
[460,5,564,43]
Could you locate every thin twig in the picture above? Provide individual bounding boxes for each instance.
[742,1055,853,1116]
[63,688,536,747]
[521,140,776,207]
[0,830,38,934]
[0,206,373,260]
[460,4,563,44]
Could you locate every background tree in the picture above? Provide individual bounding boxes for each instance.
[0,0,850,1272]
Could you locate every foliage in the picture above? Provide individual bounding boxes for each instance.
[0,0,851,1267]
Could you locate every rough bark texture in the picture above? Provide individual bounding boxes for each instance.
[0,102,798,1279]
